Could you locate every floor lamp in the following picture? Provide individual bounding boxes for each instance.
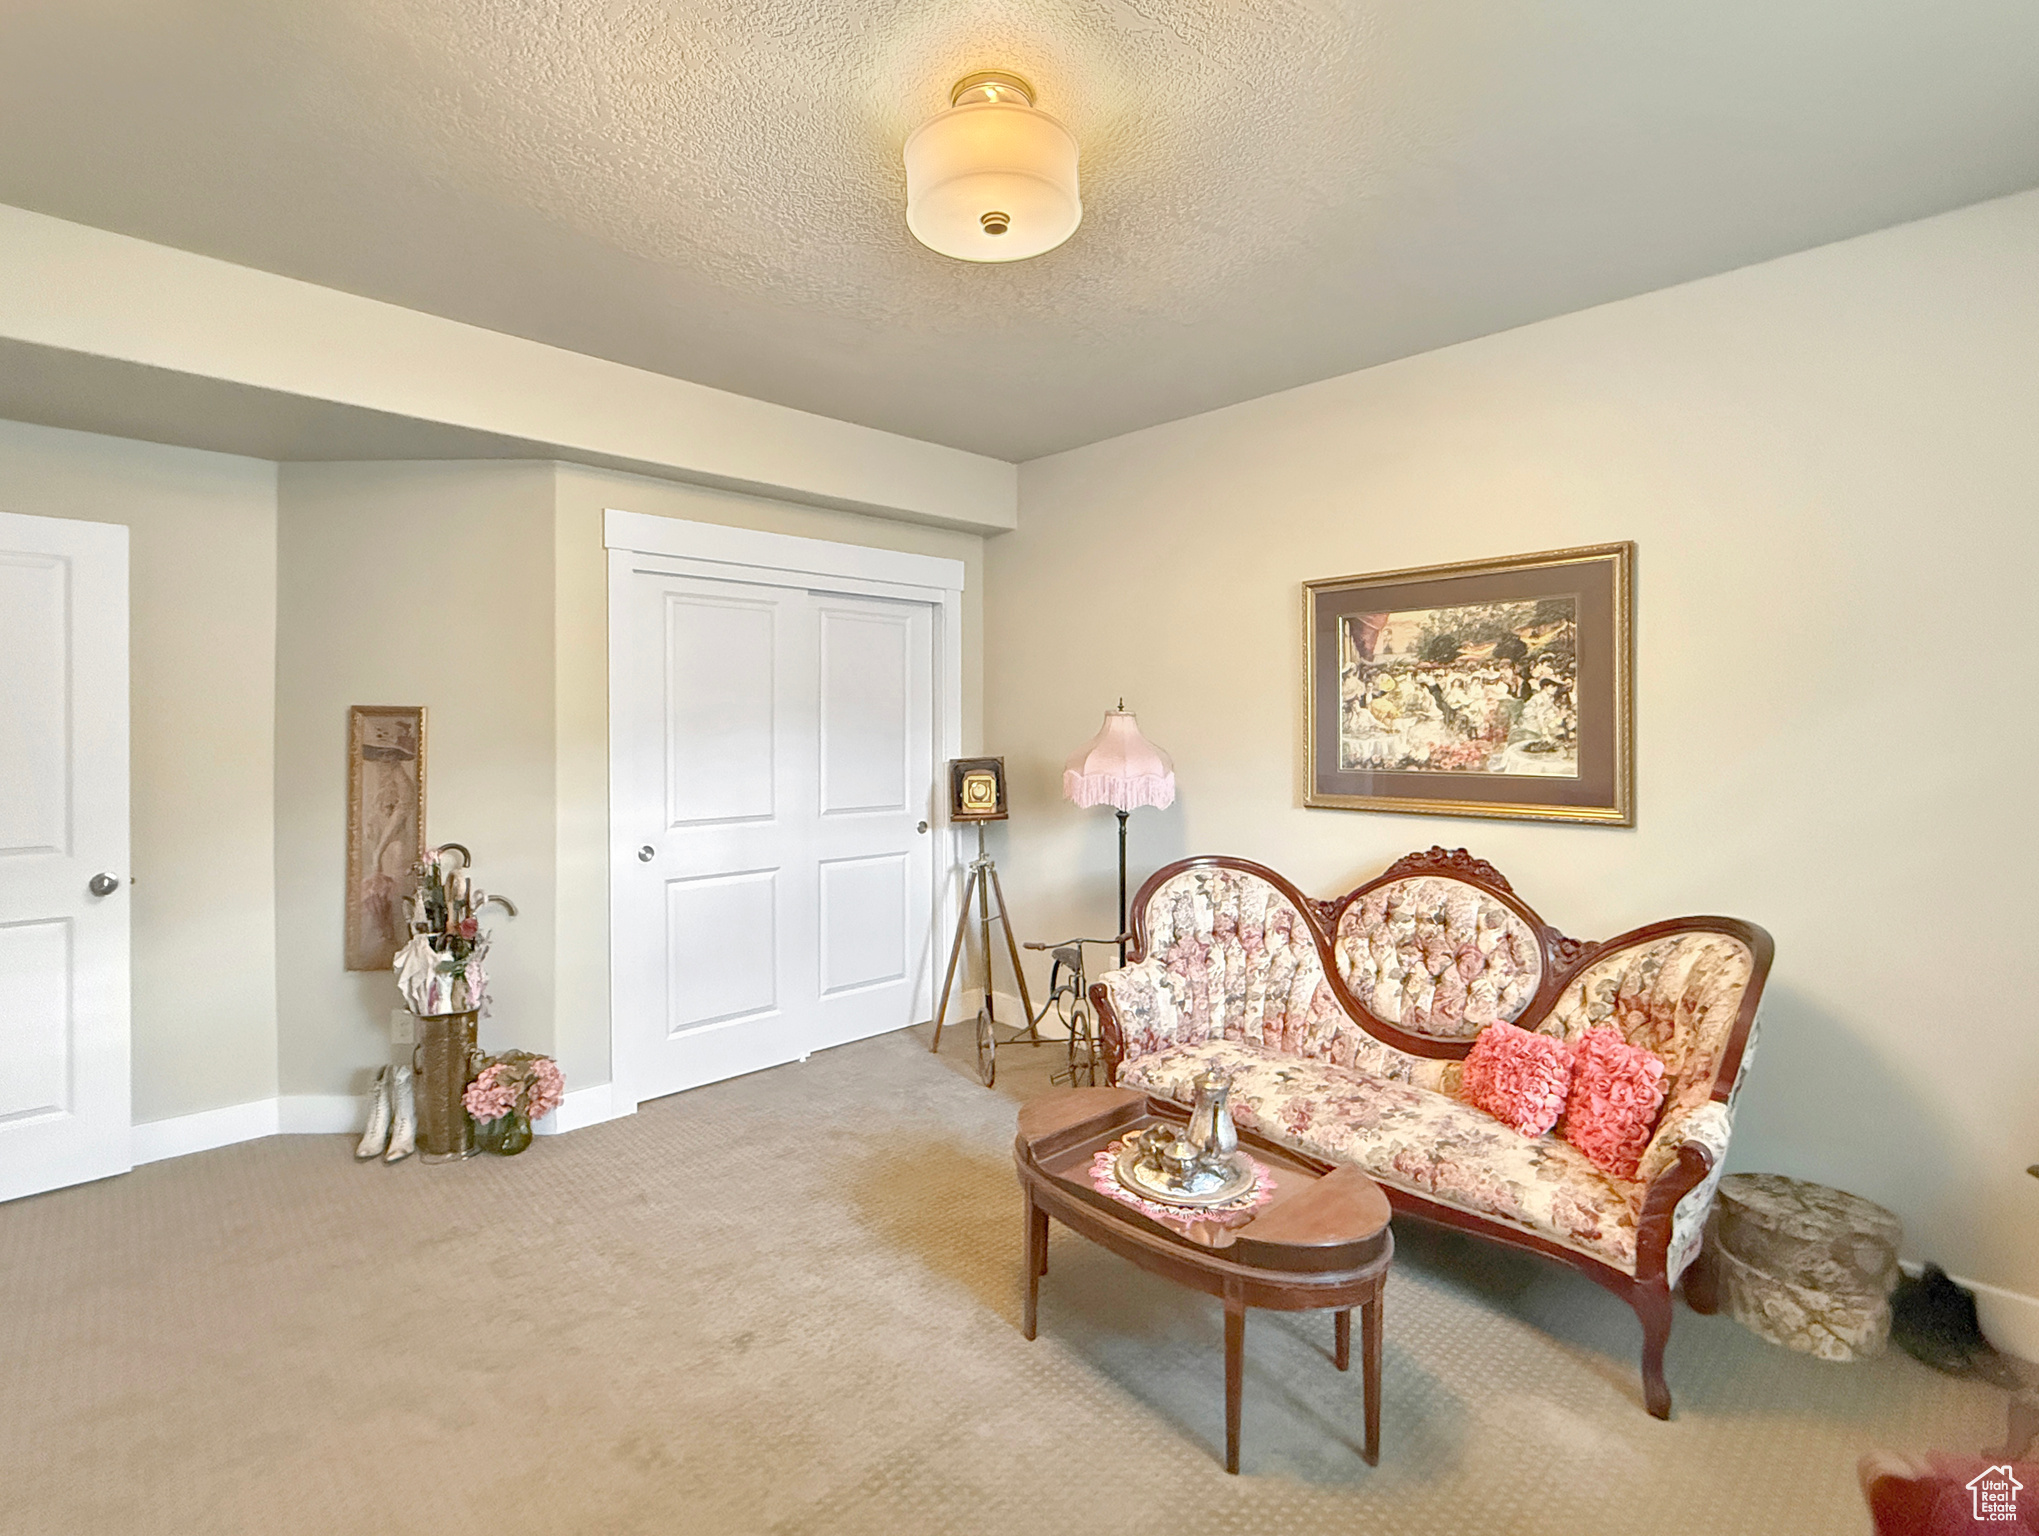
[1064,703,1177,965]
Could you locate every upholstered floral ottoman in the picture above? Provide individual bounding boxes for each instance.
[1090,849,1773,1419]
[1705,1173,1903,1361]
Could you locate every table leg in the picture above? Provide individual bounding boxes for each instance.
[1361,1290,1383,1466]
[1023,1192,1045,1341]
[1224,1297,1245,1475]
[1334,1308,1351,1372]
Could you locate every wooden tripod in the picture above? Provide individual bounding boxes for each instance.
[928,822,1036,1054]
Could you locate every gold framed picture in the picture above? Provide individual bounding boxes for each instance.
[345,705,427,970]
[948,757,1008,822]
[1304,543,1634,825]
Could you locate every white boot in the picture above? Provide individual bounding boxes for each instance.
[356,1067,392,1160]
[385,1063,417,1163]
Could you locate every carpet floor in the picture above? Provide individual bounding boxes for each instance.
[0,1026,2012,1535]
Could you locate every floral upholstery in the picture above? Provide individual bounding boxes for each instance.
[1659,1101,1732,1283]
[1101,866,1452,1088]
[1543,931,1755,1120]
[1102,860,1765,1297]
[1649,1004,1760,1282]
[1333,876,1542,1039]
[1097,955,1208,1061]
[1122,1039,1640,1269]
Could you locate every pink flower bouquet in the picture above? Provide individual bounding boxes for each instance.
[463,1051,565,1126]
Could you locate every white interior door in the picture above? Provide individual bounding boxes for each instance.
[0,511,130,1203]
[612,565,936,1102]
[811,594,933,1054]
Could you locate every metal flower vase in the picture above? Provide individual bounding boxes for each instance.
[413,1009,481,1162]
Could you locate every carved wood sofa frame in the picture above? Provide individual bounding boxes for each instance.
[1089,847,1774,1419]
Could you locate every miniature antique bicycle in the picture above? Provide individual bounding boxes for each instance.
[926,826,1125,1088]
[994,934,1122,1089]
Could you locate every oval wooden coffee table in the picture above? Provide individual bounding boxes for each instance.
[1014,1086,1393,1474]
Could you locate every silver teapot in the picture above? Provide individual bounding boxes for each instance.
[1186,1070,1238,1168]
[1124,1123,1208,1192]
[1156,1133,1203,1190]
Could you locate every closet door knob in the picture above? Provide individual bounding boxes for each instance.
[88,873,121,897]
[637,846,656,863]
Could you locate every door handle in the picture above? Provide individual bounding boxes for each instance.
[88,872,121,897]
[637,845,656,863]
[916,821,929,834]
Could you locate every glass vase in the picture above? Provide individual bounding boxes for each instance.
[475,1111,533,1156]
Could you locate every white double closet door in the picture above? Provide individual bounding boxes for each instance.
[614,565,937,1102]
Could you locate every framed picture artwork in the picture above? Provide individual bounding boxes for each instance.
[345,705,427,970]
[1303,543,1634,825]
[947,757,1009,822]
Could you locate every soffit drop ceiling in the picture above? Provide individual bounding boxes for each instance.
[1,2,2035,462]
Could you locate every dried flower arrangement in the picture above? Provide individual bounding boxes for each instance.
[393,843,514,1017]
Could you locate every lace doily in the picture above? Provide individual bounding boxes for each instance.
[1089,1141,1276,1233]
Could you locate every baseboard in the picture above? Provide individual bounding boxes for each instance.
[929,990,1080,1053]
[279,1094,370,1134]
[133,1099,281,1165]
[534,1082,632,1136]
[960,989,1070,1040]
[1902,1260,2039,1364]
[1970,1278,2039,1365]
[134,1094,371,1158]
[130,1082,629,1168]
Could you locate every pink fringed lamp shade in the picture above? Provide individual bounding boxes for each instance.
[1063,710,1176,813]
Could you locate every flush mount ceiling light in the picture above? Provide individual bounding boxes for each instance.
[904,72,1081,263]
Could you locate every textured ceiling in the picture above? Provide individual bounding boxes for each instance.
[2,1,2037,460]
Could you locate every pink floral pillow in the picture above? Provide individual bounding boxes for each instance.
[1561,1026,1668,1181]
[1459,1022,1573,1136]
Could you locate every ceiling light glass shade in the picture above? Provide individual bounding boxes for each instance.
[905,74,1080,263]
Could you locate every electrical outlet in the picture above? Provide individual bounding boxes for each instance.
[390,1009,415,1046]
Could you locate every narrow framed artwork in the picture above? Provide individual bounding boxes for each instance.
[1303,543,1634,825]
[345,705,428,970]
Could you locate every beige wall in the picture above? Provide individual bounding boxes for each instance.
[550,464,986,1090]
[1,204,1017,531]
[0,418,278,1123]
[269,458,985,1103]
[0,425,988,1120]
[989,190,2039,1297]
[275,461,558,1096]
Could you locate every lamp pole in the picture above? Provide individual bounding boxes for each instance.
[1064,699,1173,972]
[1117,808,1130,967]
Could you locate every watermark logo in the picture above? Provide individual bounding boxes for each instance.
[1968,1465,2024,1523]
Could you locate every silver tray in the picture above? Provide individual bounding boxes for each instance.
[1114,1145,1258,1209]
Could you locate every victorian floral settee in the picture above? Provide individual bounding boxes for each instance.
[1090,849,1772,1419]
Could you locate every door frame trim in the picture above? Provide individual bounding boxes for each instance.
[604,511,966,1111]
[605,509,965,592]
